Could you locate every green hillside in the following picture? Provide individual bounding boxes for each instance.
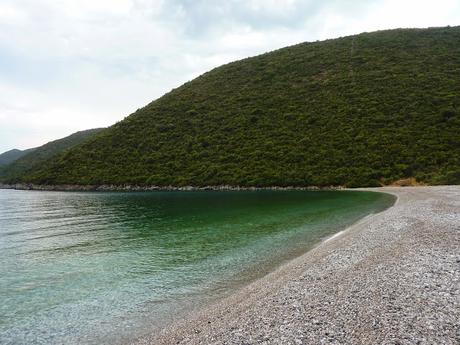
[17,27,460,187]
[0,128,104,182]
[0,148,36,167]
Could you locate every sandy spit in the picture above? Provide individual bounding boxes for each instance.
[132,186,460,345]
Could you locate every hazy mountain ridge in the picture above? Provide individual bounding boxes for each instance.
[8,26,460,187]
[0,148,36,167]
[0,128,105,182]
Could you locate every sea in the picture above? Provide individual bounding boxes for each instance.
[0,189,395,344]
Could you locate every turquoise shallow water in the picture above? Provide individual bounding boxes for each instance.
[0,189,394,344]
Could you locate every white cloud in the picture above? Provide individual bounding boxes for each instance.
[0,0,459,152]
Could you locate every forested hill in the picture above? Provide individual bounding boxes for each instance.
[0,128,104,182]
[13,26,460,187]
[0,148,35,167]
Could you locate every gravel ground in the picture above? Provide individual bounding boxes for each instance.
[133,186,460,345]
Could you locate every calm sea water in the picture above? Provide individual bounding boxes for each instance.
[0,189,394,344]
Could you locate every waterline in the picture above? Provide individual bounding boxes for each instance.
[0,190,395,345]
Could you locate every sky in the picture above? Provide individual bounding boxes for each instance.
[0,0,459,152]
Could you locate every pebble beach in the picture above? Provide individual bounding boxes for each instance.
[134,186,460,345]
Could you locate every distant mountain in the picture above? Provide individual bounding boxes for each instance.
[10,27,460,187]
[0,148,36,167]
[0,128,105,182]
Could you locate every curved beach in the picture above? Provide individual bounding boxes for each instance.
[134,186,460,344]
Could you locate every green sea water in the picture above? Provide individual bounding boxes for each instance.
[0,189,394,344]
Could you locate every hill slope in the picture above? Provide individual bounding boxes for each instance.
[0,148,36,167]
[20,27,460,187]
[0,128,105,182]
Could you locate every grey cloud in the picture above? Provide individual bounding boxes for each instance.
[135,0,374,39]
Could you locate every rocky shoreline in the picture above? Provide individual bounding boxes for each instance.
[0,183,344,192]
[132,186,460,345]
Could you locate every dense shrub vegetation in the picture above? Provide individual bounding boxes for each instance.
[0,129,104,182]
[8,27,460,187]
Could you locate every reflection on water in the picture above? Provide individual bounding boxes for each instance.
[0,189,394,344]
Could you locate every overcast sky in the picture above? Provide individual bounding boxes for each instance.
[0,0,459,152]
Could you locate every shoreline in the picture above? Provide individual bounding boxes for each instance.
[0,183,345,192]
[132,186,459,344]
